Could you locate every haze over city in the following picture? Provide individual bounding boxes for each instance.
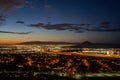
[0,0,120,44]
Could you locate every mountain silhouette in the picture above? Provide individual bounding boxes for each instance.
[18,41,76,45]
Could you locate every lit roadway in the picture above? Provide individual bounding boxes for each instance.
[47,52,120,60]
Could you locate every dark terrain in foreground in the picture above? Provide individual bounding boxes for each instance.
[0,53,120,80]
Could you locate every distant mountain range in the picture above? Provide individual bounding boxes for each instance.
[71,41,120,48]
[18,41,76,45]
[17,41,120,48]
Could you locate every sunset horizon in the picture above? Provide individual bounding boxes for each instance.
[0,0,120,44]
[0,0,120,79]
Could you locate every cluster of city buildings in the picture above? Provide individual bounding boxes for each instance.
[0,44,120,56]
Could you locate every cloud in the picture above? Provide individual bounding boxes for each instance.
[0,30,32,34]
[0,15,5,21]
[85,27,120,32]
[29,23,44,27]
[28,22,120,32]
[0,15,6,25]
[0,0,25,26]
[100,21,111,28]
[16,20,25,24]
[84,21,120,32]
[16,21,120,33]
[16,20,28,27]
[0,0,25,10]
[28,23,84,32]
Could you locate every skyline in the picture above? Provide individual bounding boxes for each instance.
[0,0,120,44]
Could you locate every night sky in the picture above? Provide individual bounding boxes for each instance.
[0,0,120,44]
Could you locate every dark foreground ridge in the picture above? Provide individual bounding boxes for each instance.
[0,53,120,80]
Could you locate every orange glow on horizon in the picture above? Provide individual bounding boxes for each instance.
[0,40,24,44]
[0,41,18,44]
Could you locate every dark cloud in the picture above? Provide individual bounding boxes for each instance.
[0,0,25,26]
[0,0,25,10]
[16,21,120,33]
[85,27,120,32]
[0,15,6,25]
[1,20,32,34]
[28,23,120,32]
[0,15,5,20]
[29,23,44,28]
[16,20,25,24]
[28,23,84,32]
[0,30,32,34]
[100,21,111,28]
